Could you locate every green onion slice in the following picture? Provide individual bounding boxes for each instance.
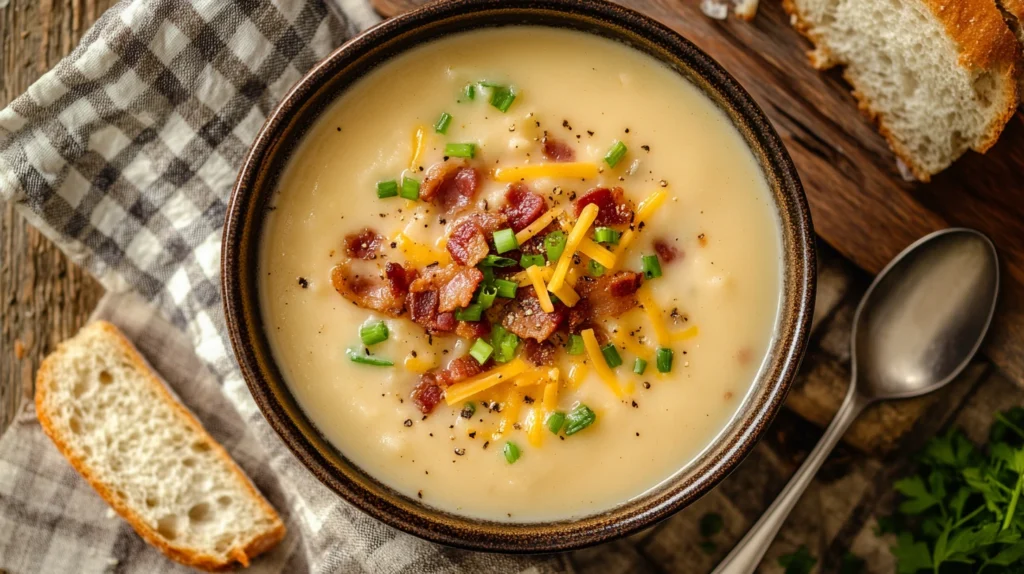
[564,404,596,436]
[470,338,494,364]
[656,348,673,373]
[520,253,544,268]
[593,227,621,245]
[544,230,567,262]
[359,321,389,346]
[633,357,648,375]
[503,441,521,464]
[434,112,452,134]
[444,142,475,158]
[346,348,394,367]
[478,255,518,267]
[588,259,606,277]
[546,411,566,434]
[641,254,663,279]
[376,180,398,199]
[463,84,476,101]
[476,284,498,309]
[400,176,420,200]
[604,140,628,168]
[494,278,518,299]
[493,228,518,254]
[566,334,585,355]
[601,343,622,368]
[460,402,476,418]
[455,303,483,322]
[489,86,516,113]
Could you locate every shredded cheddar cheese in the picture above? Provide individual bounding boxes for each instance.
[514,367,559,387]
[541,380,559,412]
[581,329,624,397]
[513,265,552,286]
[611,330,653,362]
[526,405,544,446]
[394,233,450,267]
[403,354,435,374]
[578,237,617,269]
[496,386,524,438]
[636,287,671,346]
[514,207,563,244]
[672,324,700,342]
[444,358,527,405]
[548,203,599,292]
[613,190,668,266]
[526,265,555,312]
[567,360,588,389]
[549,282,580,306]
[409,125,426,169]
[493,162,599,182]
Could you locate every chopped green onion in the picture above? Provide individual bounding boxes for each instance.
[641,254,663,279]
[566,334,585,355]
[444,142,475,159]
[656,348,673,373]
[633,358,648,375]
[434,112,452,134]
[346,348,393,367]
[400,176,420,200]
[376,180,398,199]
[455,303,483,322]
[503,441,521,464]
[493,228,518,254]
[601,344,622,368]
[478,255,518,267]
[480,265,495,284]
[476,284,498,309]
[604,140,628,168]
[479,80,504,88]
[494,278,518,299]
[588,259,606,277]
[593,227,621,245]
[520,253,545,268]
[544,231,567,262]
[359,321,389,346]
[470,338,494,364]
[489,86,516,113]
[546,411,566,434]
[460,402,476,418]
[491,325,520,363]
[564,404,596,436]
[491,324,508,347]
[463,84,476,100]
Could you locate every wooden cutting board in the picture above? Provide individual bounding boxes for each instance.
[374,0,1024,387]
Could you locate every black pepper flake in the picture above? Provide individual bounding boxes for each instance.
[421,415,427,420]
[643,382,651,389]
[513,423,522,430]
[403,419,413,427]
[468,432,477,439]
[636,432,640,437]
[562,119,572,130]
[443,155,450,161]
[454,448,466,456]
[411,350,418,358]
[587,130,594,136]
[336,127,341,132]
[483,441,490,449]
[417,490,423,498]
[439,218,447,225]
[569,191,577,201]
[631,400,639,408]
[523,396,535,404]
[298,277,309,288]
[625,128,630,133]
[641,145,650,152]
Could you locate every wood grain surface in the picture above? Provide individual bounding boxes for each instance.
[371,0,1024,387]
[0,0,113,431]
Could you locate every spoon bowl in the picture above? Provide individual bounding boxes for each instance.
[852,228,1000,401]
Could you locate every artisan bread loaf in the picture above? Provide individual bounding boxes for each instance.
[35,321,285,571]
[996,0,1024,96]
[784,0,1019,180]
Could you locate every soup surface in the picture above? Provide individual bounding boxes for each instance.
[259,27,781,522]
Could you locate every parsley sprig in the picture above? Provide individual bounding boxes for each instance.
[885,407,1024,573]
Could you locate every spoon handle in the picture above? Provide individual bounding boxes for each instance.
[711,388,868,574]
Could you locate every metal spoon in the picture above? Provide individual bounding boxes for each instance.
[713,228,1000,574]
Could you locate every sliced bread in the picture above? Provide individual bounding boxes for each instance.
[996,0,1024,96]
[783,0,1020,180]
[35,321,285,571]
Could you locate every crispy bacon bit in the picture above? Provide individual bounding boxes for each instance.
[436,356,484,387]
[447,220,490,266]
[522,339,557,366]
[653,239,681,264]
[573,187,634,225]
[384,262,416,295]
[408,290,440,326]
[450,209,508,238]
[500,286,566,341]
[411,373,444,414]
[434,311,456,332]
[344,228,383,260]
[439,268,484,312]
[456,320,491,341]
[331,264,405,316]
[542,135,575,162]
[501,183,548,232]
[576,271,643,318]
[421,161,479,214]
[567,300,593,334]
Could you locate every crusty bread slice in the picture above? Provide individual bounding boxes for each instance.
[783,0,1019,180]
[996,0,1024,97]
[35,321,285,571]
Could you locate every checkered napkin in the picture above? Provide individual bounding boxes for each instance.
[0,0,569,572]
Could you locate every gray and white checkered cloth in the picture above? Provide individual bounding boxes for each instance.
[0,0,569,572]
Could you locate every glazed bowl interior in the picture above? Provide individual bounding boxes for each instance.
[223,0,815,553]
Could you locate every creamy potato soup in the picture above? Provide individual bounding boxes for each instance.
[259,27,781,521]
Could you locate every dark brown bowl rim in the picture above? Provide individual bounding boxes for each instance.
[222,0,816,553]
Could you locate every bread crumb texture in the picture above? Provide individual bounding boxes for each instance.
[35,321,284,571]
[784,0,1019,180]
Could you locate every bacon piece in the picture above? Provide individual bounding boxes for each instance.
[501,183,548,232]
[408,290,439,326]
[344,228,383,260]
[653,239,681,264]
[521,339,556,366]
[434,311,457,332]
[447,219,490,267]
[331,264,405,316]
[573,187,634,226]
[576,271,643,318]
[456,319,491,341]
[384,262,416,295]
[421,160,479,215]
[439,268,484,313]
[541,135,575,162]
[567,301,592,334]
[411,373,444,414]
[450,209,508,239]
[436,356,484,387]
[500,286,566,341]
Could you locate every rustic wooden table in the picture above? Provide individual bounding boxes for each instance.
[3,1,1023,573]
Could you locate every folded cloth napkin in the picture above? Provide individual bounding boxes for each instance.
[0,1,570,572]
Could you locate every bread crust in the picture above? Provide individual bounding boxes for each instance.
[1003,0,1024,19]
[782,0,1020,180]
[35,321,286,572]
